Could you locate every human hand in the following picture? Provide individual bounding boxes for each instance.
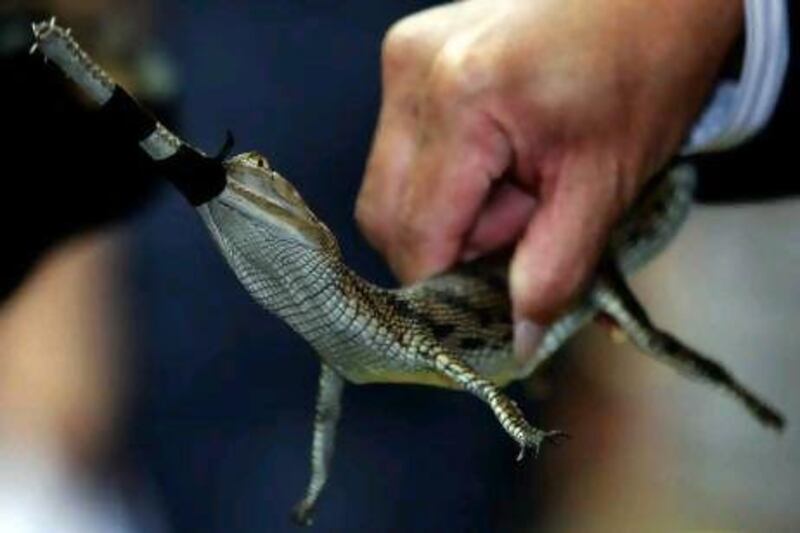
[356,0,742,360]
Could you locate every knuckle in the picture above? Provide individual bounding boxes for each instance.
[381,17,425,79]
[431,39,492,101]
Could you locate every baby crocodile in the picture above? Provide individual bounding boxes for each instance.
[32,18,784,527]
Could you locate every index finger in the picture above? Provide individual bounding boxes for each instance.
[389,109,512,282]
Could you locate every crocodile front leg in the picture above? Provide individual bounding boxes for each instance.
[292,363,345,526]
[428,347,566,458]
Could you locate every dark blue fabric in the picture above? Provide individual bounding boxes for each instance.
[125,2,537,532]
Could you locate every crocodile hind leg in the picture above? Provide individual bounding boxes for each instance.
[292,363,345,526]
[428,348,565,458]
[591,263,785,430]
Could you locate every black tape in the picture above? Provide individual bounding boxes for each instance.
[97,86,227,206]
[98,86,158,142]
[158,145,227,206]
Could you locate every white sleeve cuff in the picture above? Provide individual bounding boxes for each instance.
[683,0,789,155]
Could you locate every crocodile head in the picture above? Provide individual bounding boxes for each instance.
[209,151,340,254]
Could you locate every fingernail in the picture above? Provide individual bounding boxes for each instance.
[513,320,544,367]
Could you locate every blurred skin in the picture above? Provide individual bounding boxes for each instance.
[0,0,151,466]
[356,0,743,360]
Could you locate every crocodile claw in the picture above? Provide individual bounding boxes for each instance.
[290,500,315,527]
[518,429,569,461]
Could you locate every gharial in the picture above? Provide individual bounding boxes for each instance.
[32,18,785,526]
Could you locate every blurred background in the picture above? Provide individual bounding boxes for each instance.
[0,1,798,532]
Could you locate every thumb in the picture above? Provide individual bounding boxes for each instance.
[510,152,630,348]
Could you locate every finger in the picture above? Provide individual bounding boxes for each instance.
[510,152,627,325]
[389,108,512,283]
[461,182,537,261]
[356,104,417,254]
[356,5,479,254]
